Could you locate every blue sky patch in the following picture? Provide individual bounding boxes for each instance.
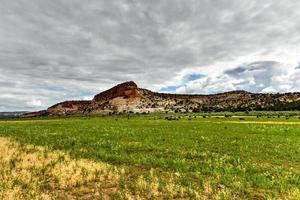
[185,73,205,82]
[159,85,179,92]
[81,91,94,96]
[160,73,205,93]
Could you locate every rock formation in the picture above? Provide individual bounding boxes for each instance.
[22,81,300,117]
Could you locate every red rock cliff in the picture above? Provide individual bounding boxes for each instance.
[93,81,141,102]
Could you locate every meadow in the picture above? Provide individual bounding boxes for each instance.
[0,113,300,199]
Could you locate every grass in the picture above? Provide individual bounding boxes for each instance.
[0,137,203,199]
[0,113,300,199]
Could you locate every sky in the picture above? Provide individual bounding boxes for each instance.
[0,0,300,111]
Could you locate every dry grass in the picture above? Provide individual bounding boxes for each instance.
[224,121,300,125]
[0,137,225,200]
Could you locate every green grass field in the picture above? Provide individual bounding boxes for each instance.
[0,113,300,199]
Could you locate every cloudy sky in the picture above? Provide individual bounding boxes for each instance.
[1,0,300,111]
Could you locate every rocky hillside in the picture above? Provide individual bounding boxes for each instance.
[22,81,300,117]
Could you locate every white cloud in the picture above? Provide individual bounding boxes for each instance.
[175,61,299,94]
[26,98,42,107]
[82,96,93,101]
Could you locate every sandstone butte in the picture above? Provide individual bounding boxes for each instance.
[23,81,300,117]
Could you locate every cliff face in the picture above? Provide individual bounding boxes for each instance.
[22,81,300,117]
[93,81,140,101]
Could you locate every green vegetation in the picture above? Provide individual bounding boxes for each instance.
[0,113,300,199]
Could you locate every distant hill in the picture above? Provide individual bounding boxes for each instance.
[0,111,28,119]
[23,81,300,117]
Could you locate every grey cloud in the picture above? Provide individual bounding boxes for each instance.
[1,0,300,110]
